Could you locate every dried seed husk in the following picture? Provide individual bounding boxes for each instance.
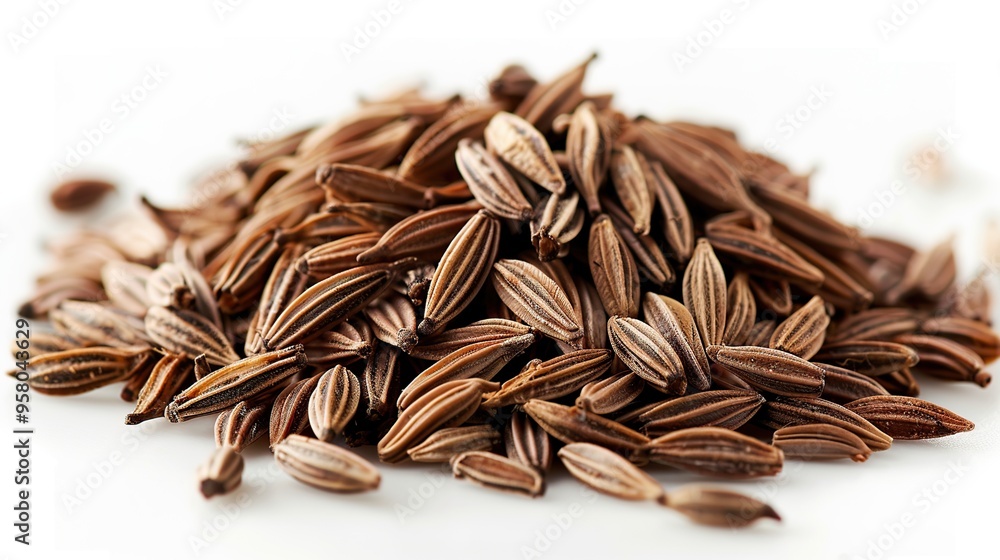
[813,340,920,377]
[483,348,612,408]
[522,399,649,456]
[608,316,686,394]
[490,259,583,345]
[246,243,309,355]
[125,353,194,425]
[530,191,585,261]
[603,196,675,287]
[144,306,239,366]
[563,100,610,214]
[451,451,544,498]
[589,214,640,318]
[638,390,765,437]
[214,230,282,314]
[364,292,419,353]
[398,332,535,410]
[418,211,500,337]
[576,372,645,415]
[24,346,150,396]
[773,229,874,312]
[269,375,321,449]
[706,219,824,288]
[665,485,781,528]
[722,272,756,346]
[274,435,381,493]
[456,139,532,221]
[101,260,153,317]
[197,446,244,498]
[769,295,830,360]
[303,320,373,366]
[309,366,361,442]
[361,342,401,420]
[842,395,975,440]
[409,319,532,361]
[215,401,269,452]
[683,239,727,346]
[51,300,150,349]
[296,233,382,277]
[646,427,783,479]
[816,363,891,403]
[408,424,501,463]
[609,146,653,235]
[749,184,859,252]
[559,442,664,501]
[762,396,893,452]
[357,202,482,264]
[894,333,990,387]
[166,345,308,423]
[772,424,871,462]
[642,293,711,391]
[515,52,595,133]
[504,408,552,472]
[484,112,565,194]
[397,101,499,183]
[377,378,498,463]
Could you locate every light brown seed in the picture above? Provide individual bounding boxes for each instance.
[456,139,532,221]
[408,425,502,463]
[483,348,612,408]
[665,485,781,528]
[576,371,645,415]
[843,395,975,440]
[364,292,419,353]
[302,319,373,366]
[505,408,552,472]
[609,146,653,235]
[608,316,686,394]
[274,435,381,493]
[296,233,382,277]
[589,214,640,318]
[769,295,830,360]
[559,442,663,501]
[762,396,893,452]
[269,375,321,449]
[418,211,501,337]
[24,346,150,396]
[522,399,650,455]
[490,259,583,345]
[638,390,765,437]
[772,424,872,462]
[309,366,361,442]
[642,293,711,391]
[144,306,239,366]
[530,191,585,262]
[683,239,727,346]
[51,300,150,349]
[125,353,195,425]
[197,446,244,498]
[645,427,784,478]
[722,272,756,346]
[451,451,545,498]
[563,100,610,214]
[484,112,565,194]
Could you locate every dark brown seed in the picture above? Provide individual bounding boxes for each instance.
[269,375,321,449]
[308,366,361,442]
[722,272,756,346]
[125,353,194,425]
[50,179,115,212]
[505,408,553,472]
[813,341,920,377]
[769,295,830,360]
[683,239,727,346]
[638,390,765,437]
[608,316,686,395]
[523,399,650,455]
[665,485,781,528]
[894,334,990,387]
[451,451,545,498]
[576,372,645,415]
[274,435,381,493]
[483,348,612,408]
[772,424,871,462]
[816,363,891,403]
[762,396,893,452]
[558,442,664,501]
[642,293,711,391]
[409,319,532,361]
[408,425,502,463]
[920,317,1000,364]
[706,345,825,398]
[645,427,784,479]
[843,395,975,440]
[491,259,583,345]
[456,139,532,221]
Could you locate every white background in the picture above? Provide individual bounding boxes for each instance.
[2,1,1000,559]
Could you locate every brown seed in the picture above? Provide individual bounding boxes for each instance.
[608,316,686,394]
[813,340,920,377]
[409,318,533,361]
[364,292,419,353]
[484,112,565,194]
[603,196,675,287]
[576,372,645,415]
[589,214,641,318]
[642,293,712,391]
[563,100,611,214]
[643,157,693,263]
[309,366,361,442]
[769,295,829,360]
[302,319,373,366]
[638,390,765,437]
[269,375,321,449]
[843,395,975,440]
[665,485,781,528]
[274,435,381,493]
[609,146,653,235]
[920,317,1000,364]
[316,163,436,209]
[197,446,244,499]
[683,239,728,346]
[215,401,270,452]
[361,342,401,420]
[356,202,481,264]
[483,348,612,408]
[894,334,990,387]
[827,308,921,344]
[125,353,195,425]
[816,363,891,403]
[505,408,553,472]
[408,425,502,463]
[144,306,238,366]
[296,233,382,276]
[645,427,784,479]
[522,399,650,456]
[456,139,533,221]
[490,259,583,345]
[530,191,585,262]
[722,272,756,346]
[706,218,824,288]
[772,424,872,462]
[706,345,825,398]
[762,396,893,452]
[559,443,664,501]
[451,451,545,498]
[50,179,115,212]
[25,346,150,396]
[418,211,501,336]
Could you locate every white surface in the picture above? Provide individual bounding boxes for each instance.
[3,1,1000,559]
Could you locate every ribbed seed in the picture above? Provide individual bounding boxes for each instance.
[356,202,481,264]
[485,112,565,194]
[451,451,545,498]
[125,353,194,425]
[683,239,727,346]
[409,319,532,361]
[505,408,552,472]
[827,308,921,343]
[706,345,825,398]
[608,316,686,394]
[817,363,890,403]
[522,399,649,456]
[643,157,693,263]
[772,424,872,462]
[308,366,361,442]
[750,277,793,316]
[25,346,150,396]
[843,395,975,440]
[418,210,500,337]
[362,342,401,420]
[263,260,410,349]
[920,317,1000,364]
[52,300,149,348]
[246,243,308,355]
[296,233,382,276]
[274,435,381,493]
[638,390,765,437]
[303,320,373,366]
[746,319,777,347]
[399,332,535,410]
[515,53,595,133]
[559,443,664,501]
[665,485,781,528]
[214,230,281,313]
[269,375,321,449]
[145,306,239,366]
[316,163,435,209]
[377,378,498,463]
[490,259,583,344]
[813,340,920,376]
[642,293,712,391]
[589,214,640,318]
[762,396,893,452]
[563,100,610,214]
[603,197,675,287]
[576,277,609,350]
[456,139,532,221]
[197,446,244,498]
[722,272,756,346]
[165,346,308,423]
[483,348,612,408]
[530,191,585,261]
[576,371,645,415]
[397,101,499,184]
[609,146,652,235]
[770,295,830,360]
[706,220,824,287]
[364,292,419,353]
[215,401,269,451]
[645,427,783,478]
[408,425,501,463]
[894,334,990,387]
